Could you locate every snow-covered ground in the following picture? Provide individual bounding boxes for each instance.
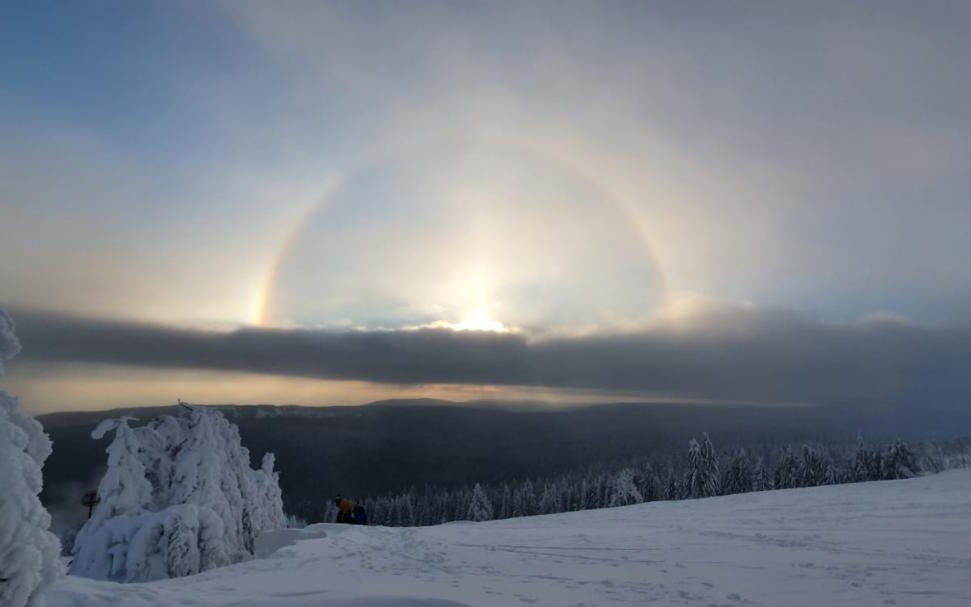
[49,469,971,607]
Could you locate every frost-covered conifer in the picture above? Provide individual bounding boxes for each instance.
[853,435,881,482]
[665,470,680,500]
[70,417,156,581]
[452,488,471,521]
[93,418,153,521]
[683,433,720,498]
[608,468,644,507]
[635,464,660,502]
[798,445,829,488]
[431,491,444,525]
[395,494,416,526]
[0,311,61,607]
[773,448,801,489]
[467,483,494,522]
[722,450,753,495]
[920,443,946,474]
[581,475,606,510]
[513,480,536,517]
[495,484,512,519]
[881,439,919,480]
[752,456,771,492]
[71,406,285,582]
[321,498,340,524]
[537,483,559,515]
[824,461,842,485]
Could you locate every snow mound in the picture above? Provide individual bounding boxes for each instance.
[254,524,329,558]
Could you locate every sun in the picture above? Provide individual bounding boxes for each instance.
[452,306,509,333]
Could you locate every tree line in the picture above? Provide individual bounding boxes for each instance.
[335,434,971,526]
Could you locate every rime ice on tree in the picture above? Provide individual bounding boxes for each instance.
[683,433,720,498]
[0,310,62,607]
[721,450,753,495]
[608,468,643,507]
[71,405,286,582]
[467,483,494,522]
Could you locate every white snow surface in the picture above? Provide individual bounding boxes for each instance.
[49,469,971,606]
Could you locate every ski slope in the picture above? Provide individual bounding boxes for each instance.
[49,469,971,607]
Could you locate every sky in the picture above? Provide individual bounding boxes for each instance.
[1,1,970,413]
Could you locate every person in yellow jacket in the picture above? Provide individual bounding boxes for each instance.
[333,496,355,524]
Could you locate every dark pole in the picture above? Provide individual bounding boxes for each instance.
[81,491,99,519]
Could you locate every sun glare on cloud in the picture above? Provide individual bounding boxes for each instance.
[452,306,509,332]
[414,305,511,333]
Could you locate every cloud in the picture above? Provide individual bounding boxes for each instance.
[8,306,971,406]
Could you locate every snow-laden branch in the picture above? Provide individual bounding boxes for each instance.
[0,309,62,607]
[71,405,286,582]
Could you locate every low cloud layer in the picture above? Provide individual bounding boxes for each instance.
[7,307,971,407]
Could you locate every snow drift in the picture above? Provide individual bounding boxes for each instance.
[70,406,286,582]
[0,310,62,607]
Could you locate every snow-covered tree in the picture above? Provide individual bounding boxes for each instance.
[683,433,720,498]
[538,481,562,514]
[71,406,286,582]
[495,484,512,519]
[0,310,62,607]
[664,470,680,501]
[92,418,153,521]
[797,445,830,488]
[342,430,971,530]
[580,475,606,510]
[467,483,494,522]
[881,439,919,480]
[636,464,661,503]
[773,447,801,489]
[576,478,593,510]
[394,494,417,526]
[70,417,157,581]
[512,480,536,517]
[919,443,946,474]
[752,456,771,492]
[722,450,753,495]
[853,436,880,482]
[608,468,644,507]
[452,487,471,521]
[321,498,339,524]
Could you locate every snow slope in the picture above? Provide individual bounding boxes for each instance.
[49,469,971,607]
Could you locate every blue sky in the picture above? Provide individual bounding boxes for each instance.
[2,2,970,410]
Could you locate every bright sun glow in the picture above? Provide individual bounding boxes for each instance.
[452,307,508,332]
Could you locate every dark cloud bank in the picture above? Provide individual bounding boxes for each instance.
[8,306,971,408]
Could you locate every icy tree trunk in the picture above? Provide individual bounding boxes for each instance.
[0,310,62,607]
